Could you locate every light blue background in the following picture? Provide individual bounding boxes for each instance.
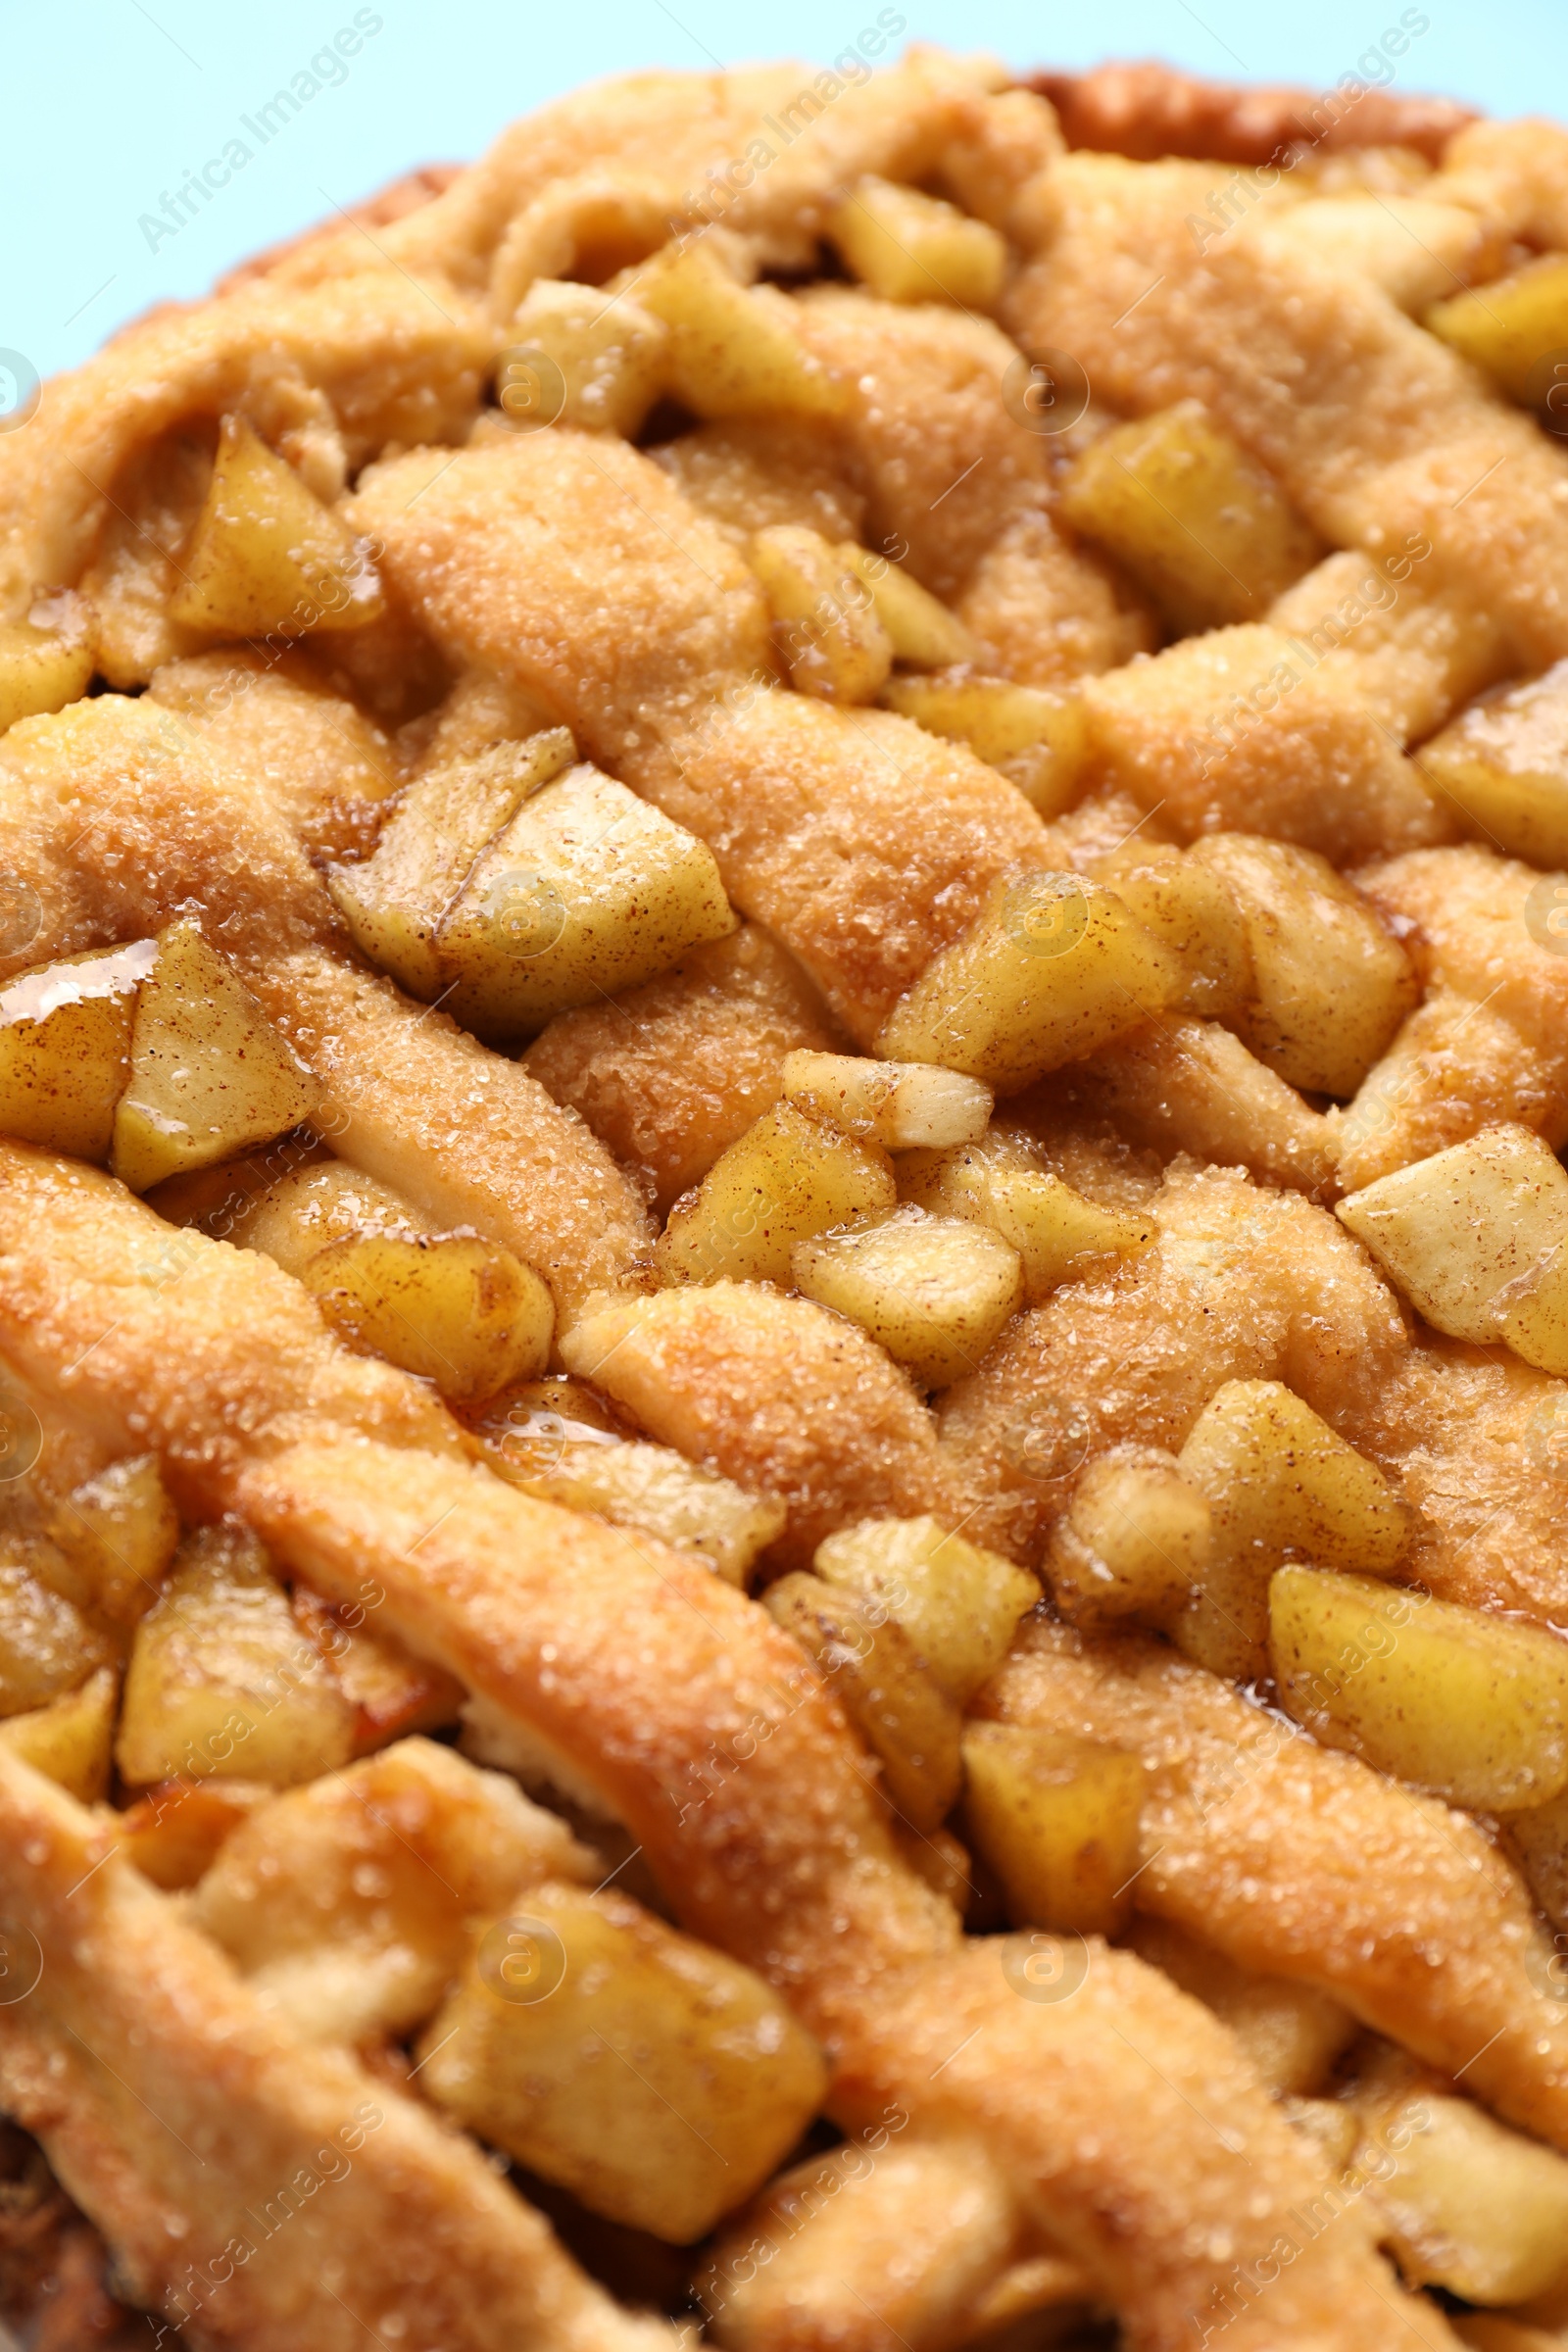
[6,0,1566,381]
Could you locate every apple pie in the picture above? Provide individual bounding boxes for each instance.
[5,41,1568,2352]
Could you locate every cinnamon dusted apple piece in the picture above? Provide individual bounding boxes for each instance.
[189,1157,556,1404]
[326,727,575,998]
[1271,1567,1568,1813]
[1416,660,1568,867]
[1338,1123,1568,1373]
[876,869,1181,1091]
[654,1100,896,1288]
[1341,846,1568,1190]
[811,1514,1039,1707]
[472,1380,784,1587]
[1059,399,1321,631]
[116,1524,355,1789]
[507,277,669,436]
[825,175,1007,308]
[167,414,384,641]
[0,590,95,732]
[46,1451,179,1629]
[1169,1378,1410,1682]
[0,1664,117,1801]
[792,1205,1024,1391]
[879,672,1089,815]
[899,1125,1152,1301]
[701,2136,1093,2352]
[636,233,849,422]
[783,1051,992,1151]
[960,1722,1147,1936]
[437,762,736,1039]
[0,940,154,1160]
[0,694,657,1317]
[417,1880,829,2242]
[189,1738,597,2044]
[110,918,321,1194]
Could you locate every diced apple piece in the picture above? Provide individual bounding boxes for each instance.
[436,763,735,1038]
[0,591,96,732]
[960,1722,1146,1936]
[1416,660,1568,868]
[1509,1785,1568,1929]
[638,236,848,421]
[782,1051,992,1149]
[655,1100,896,1288]
[1047,1446,1210,1634]
[1058,400,1320,631]
[876,870,1180,1093]
[1270,1565,1568,1811]
[507,279,669,437]
[765,1569,962,1830]
[0,1547,111,1718]
[47,1452,179,1628]
[1172,1380,1409,1681]
[290,1586,465,1754]
[116,1524,354,1788]
[812,1514,1039,1707]
[0,940,155,1160]
[1096,844,1254,1027]
[217,1157,401,1268]
[109,919,321,1193]
[193,1739,591,2044]
[1187,835,1417,1098]
[327,729,576,998]
[837,547,978,669]
[898,1134,1153,1299]
[880,674,1090,817]
[477,1394,783,1587]
[1350,2067,1568,2305]
[1426,253,1568,405]
[1337,1125,1568,1361]
[0,1664,118,1800]
[792,1204,1023,1389]
[303,1230,553,1404]
[416,1879,829,2241]
[826,176,1007,308]
[750,524,894,703]
[116,1777,273,1890]
[168,413,384,638]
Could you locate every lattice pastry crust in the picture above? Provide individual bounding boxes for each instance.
[2,45,1568,2352]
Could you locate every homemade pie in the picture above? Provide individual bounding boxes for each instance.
[5,42,1568,2352]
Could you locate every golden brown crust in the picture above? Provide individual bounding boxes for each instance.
[0,1750,665,2352]
[982,1617,1568,2151]
[214,164,466,292]
[0,1149,1448,2346]
[1030,59,1477,167]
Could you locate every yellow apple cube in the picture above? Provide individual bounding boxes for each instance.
[876,870,1180,1093]
[0,940,155,1160]
[109,920,320,1193]
[1271,1565,1568,1811]
[656,1100,896,1288]
[169,413,384,638]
